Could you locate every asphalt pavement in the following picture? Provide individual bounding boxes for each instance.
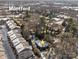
[0,25,16,59]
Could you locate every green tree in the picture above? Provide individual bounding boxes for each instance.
[25,10,31,18]
[65,18,77,36]
[40,16,46,27]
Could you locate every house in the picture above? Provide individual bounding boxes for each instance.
[52,18,64,25]
[6,20,20,30]
[8,30,35,59]
[57,15,70,19]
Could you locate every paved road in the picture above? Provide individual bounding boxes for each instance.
[0,25,16,59]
